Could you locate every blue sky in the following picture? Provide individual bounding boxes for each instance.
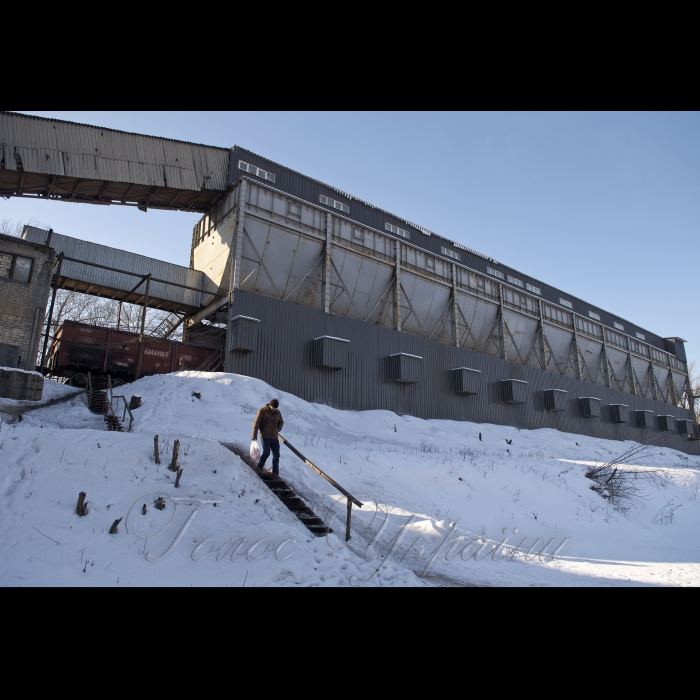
[4,111,699,368]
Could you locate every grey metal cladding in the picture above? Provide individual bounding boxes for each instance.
[230,316,259,353]
[452,367,480,395]
[635,410,654,428]
[501,379,528,404]
[657,415,675,432]
[312,336,349,369]
[608,404,629,424]
[543,389,567,411]
[579,397,601,418]
[388,353,422,384]
[224,292,699,455]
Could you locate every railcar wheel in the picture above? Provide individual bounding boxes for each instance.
[70,373,87,388]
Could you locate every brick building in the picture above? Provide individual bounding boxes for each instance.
[0,233,56,370]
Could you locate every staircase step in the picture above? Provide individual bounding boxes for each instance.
[220,442,333,537]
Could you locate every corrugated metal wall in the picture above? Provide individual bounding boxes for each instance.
[23,227,209,312]
[225,291,699,455]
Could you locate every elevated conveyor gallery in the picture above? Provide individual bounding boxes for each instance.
[0,112,230,213]
[22,226,218,314]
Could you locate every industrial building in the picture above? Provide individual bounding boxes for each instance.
[1,111,697,451]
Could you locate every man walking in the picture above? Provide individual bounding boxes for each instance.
[252,398,284,477]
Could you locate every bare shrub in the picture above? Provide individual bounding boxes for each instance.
[586,433,671,514]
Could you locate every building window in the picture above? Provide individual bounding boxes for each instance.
[1,254,33,283]
[559,298,573,309]
[614,322,624,331]
[441,247,461,261]
[239,160,276,183]
[320,194,349,213]
[507,275,524,288]
[487,267,504,280]
[385,223,410,239]
[588,311,601,321]
[636,332,646,341]
[526,283,541,295]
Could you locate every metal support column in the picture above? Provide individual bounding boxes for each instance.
[496,285,505,360]
[648,363,659,401]
[626,336,637,395]
[572,318,582,381]
[324,213,332,313]
[451,264,460,347]
[229,179,247,300]
[224,180,247,369]
[40,252,63,370]
[536,299,546,370]
[600,326,611,388]
[668,356,679,406]
[135,274,151,380]
[394,240,402,332]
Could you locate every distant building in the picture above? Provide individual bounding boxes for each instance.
[0,233,55,370]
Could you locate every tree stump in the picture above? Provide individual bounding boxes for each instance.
[76,492,88,516]
[154,435,160,465]
[169,439,180,472]
[109,517,122,534]
[141,504,147,515]
[154,496,166,510]
[175,468,183,488]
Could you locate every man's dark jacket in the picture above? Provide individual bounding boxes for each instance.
[252,404,284,440]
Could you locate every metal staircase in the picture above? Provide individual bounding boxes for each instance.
[86,373,133,432]
[150,312,185,339]
[221,443,333,537]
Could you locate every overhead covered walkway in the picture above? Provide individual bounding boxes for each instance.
[22,226,218,315]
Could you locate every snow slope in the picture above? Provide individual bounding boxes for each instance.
[1,371,699,587]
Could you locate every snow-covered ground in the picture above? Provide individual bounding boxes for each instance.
[1,371,699,587]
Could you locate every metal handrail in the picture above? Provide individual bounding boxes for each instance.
[102,375,133,432]
[277,436,363,541]
[109,395,134,432]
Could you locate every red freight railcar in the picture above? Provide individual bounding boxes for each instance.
[49,320,221,383]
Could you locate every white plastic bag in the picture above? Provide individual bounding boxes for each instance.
[250,440,261,461]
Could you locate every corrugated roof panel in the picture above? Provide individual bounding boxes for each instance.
[3,144,16,170]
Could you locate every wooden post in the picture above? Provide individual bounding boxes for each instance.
[154,435,160,464]
[175,468,183,488]
[346,498,352,541]
[169,439,180,472]
[76,491,87,516]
